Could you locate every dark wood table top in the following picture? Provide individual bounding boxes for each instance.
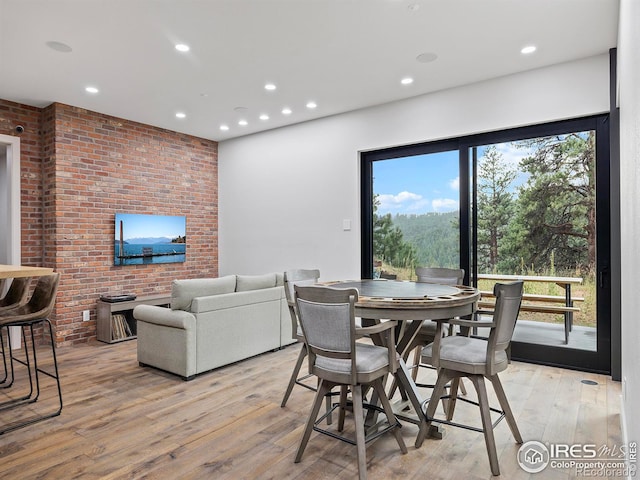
[321,279,479,311]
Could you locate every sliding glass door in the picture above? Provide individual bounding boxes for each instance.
[361,115,611,373]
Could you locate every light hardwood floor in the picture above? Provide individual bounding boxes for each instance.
[0,340,621,479]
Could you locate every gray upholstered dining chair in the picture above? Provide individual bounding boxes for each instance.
[409,267,465,384]
[293,285,407,480]
[0,273,63,435]
[415,281,524,476]
[280,269,321,407]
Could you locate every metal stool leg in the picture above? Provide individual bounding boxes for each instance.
[0,326,36,405]
[0,319,63,435]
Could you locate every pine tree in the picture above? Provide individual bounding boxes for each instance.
[477,146,516,273]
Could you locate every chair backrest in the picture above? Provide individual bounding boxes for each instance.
[487,281,524,367]
[283,269,321,303]
[0,277,31,309]
[294,285,358,382]
[415,267,464,285]
[2,273,60,322]
[284,269,320,340]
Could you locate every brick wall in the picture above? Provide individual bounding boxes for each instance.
[1,99,218,345]
[0,101,45,266]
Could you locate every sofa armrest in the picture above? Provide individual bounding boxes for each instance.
[133,304,195,330]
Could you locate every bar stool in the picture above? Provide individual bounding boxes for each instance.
[0,277,31,309]
[1,277,31,385]
[0,273,63,435]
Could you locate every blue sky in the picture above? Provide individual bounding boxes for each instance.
[115,213,186,240]
[373,150,460,215]
[373,142,537,215]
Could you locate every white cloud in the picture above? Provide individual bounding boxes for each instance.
[432,198,459,212]
[449,176,459,191]
[378,191,426,212]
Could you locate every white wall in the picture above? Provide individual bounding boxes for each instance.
[618,0,640,458]
[0,134,21,267]
[219,54,609,281]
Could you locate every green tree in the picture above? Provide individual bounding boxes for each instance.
[393,212,459,267]
[511,132,595,272]
[373,195,417,269]
[477,146,516,273]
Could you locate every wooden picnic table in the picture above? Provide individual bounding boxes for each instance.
[476,273,583,344]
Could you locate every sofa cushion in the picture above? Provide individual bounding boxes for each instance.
[171,276,237,311]
[236,273,278,292]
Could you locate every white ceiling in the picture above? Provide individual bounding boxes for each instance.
[0,0,619,142]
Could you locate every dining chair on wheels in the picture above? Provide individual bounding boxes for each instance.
[415,281,524,476]
[293,285,407,480]
[0,273,63,435]
[280,269,321,408]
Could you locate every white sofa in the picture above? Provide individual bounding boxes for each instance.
[133,273,294,380]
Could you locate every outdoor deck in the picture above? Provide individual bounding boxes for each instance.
[475,316,597,351]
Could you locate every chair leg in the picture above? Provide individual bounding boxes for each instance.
[43,319,63,418]
[372,380,407,454]
[0,320,63,435]
[415,368,453,448]
[446,377,461,421]
[489,374,523,443]
[338,385,348,431]
[281,344,308,407]
[0,327,8,384]
[411,345,420,382]
[0,326,36,408]
[351,384,368,480]
[295,380,332,463]
[469,375,500,476]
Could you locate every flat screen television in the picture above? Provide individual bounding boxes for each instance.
[114,213,186,266]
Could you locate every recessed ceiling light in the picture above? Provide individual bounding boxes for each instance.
[264,83,277,91]
[175,44,190,52]
[220,125,229,131]
[238,120,248,126]
[306,101,317,109]
[521,45,537,54]
[175,112,186,119]
[45,41,72,53]
[259,114,269,121]
[85,86,99,94]
[401,77,414,85]
[282,107,292,115]
[416,52,438,63]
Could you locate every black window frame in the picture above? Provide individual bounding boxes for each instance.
[360,113,611,374]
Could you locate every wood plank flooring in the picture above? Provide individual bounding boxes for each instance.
[0,340,621,479]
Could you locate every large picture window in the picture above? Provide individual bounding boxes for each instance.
[361,115,610,373]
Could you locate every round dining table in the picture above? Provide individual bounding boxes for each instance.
[321,279,480,442]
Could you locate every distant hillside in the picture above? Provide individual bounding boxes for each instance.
[392,211,459,267]
[123,237,173,245]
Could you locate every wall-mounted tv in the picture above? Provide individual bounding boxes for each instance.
[114,213,186,266]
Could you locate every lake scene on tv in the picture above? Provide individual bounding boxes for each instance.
[114,213,186,266]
